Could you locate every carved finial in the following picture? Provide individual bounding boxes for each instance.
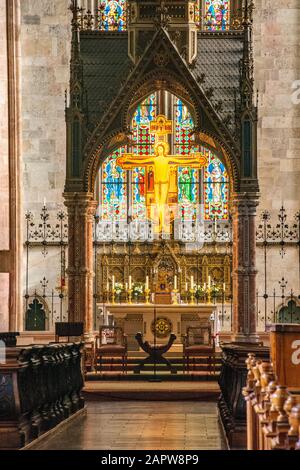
[196,73,206,85]
[215,100,223,113]
[288,403,300,442]
[155,0,171,29]
[206,87,214,99]
[240,0,254,112]
[271,385,290,424]
[70,0,80,32]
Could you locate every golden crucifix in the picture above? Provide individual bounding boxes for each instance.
[116,115,208,233]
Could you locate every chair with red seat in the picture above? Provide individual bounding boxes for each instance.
[94,326,127,374]
[182,325,216,375]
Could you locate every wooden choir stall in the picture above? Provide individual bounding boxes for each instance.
[243,324,300,450]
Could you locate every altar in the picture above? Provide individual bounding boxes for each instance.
[98,303,215,351]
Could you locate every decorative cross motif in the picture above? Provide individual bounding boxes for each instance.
[116,114,207,234]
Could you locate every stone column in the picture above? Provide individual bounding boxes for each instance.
[64,192,97,338]
[231,192,260,343]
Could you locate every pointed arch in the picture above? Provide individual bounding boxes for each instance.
[82,28,241,194]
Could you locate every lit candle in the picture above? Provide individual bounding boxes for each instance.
[174,275,177,290]
[223,282,226,292]
[204,282,207,291]
[125,282,128,291]
[208,276,211,289]
[43,197,46,207]
[146,276,149,290]
[112,275,115,290]
[106,281,109,292]
[129,275,132,290]
[191,276,194,290]
[185,282,188,292]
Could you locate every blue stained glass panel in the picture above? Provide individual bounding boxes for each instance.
[99,1,127,31]
[101,149,127,220]
[204,0,230,31]
[204,151,229,220]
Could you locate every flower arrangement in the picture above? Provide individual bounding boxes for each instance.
[114,282,124,296]
[195,284,205,299]
[132,282,144,298]
[210,285,221,296]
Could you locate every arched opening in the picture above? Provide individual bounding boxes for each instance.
[96,91,230,237]
[91,91,234,368]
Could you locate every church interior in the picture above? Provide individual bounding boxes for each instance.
[1,0,300,453]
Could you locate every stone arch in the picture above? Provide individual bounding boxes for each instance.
[25,296,49,332]
[84,72,240,195]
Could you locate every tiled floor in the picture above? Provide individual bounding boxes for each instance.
[32,401,227,450]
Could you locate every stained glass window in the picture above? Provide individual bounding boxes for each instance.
[132,167,146,219]
[175,98,199,221]
[174,99,193,155]
[204,0,230,31]
[195,2,201,27]
[101,148,127,220]
[131,94,157,219]
[100,93,229,226]
[174,97,229,221]
[98,0,127,31]
[204,150,229,220]
[132,94,156,156]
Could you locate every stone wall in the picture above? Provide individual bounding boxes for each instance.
[0,0,9,251]
[0,0,10,330]
[254,0,300,213]
[20,0,71,328]
[20,0,71,215]
[254,0,300,313]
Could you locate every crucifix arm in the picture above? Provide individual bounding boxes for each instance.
[116,154,155,168]
[168,154,208,168]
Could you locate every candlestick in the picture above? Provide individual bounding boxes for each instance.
[145,287,151,305]
[172,288,179,305]
[128,288,133,305]
[189,288,195,305]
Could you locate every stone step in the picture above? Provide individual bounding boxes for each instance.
[86,371,220,382]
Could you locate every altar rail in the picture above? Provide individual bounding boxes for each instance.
[243,355,300,450]
[0,342,84,450]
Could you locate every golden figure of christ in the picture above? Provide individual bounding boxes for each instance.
[116,115,208,233]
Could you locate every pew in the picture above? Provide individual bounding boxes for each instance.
[0,342,85,450]
[243,324,300,450]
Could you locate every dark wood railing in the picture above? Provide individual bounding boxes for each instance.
[218,342,269,448]
[0,342,84,450]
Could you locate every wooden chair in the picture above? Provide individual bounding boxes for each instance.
[55,322,84,342]
[83,341,95,374]
[94,326,127,374]
[182,325,216,375]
